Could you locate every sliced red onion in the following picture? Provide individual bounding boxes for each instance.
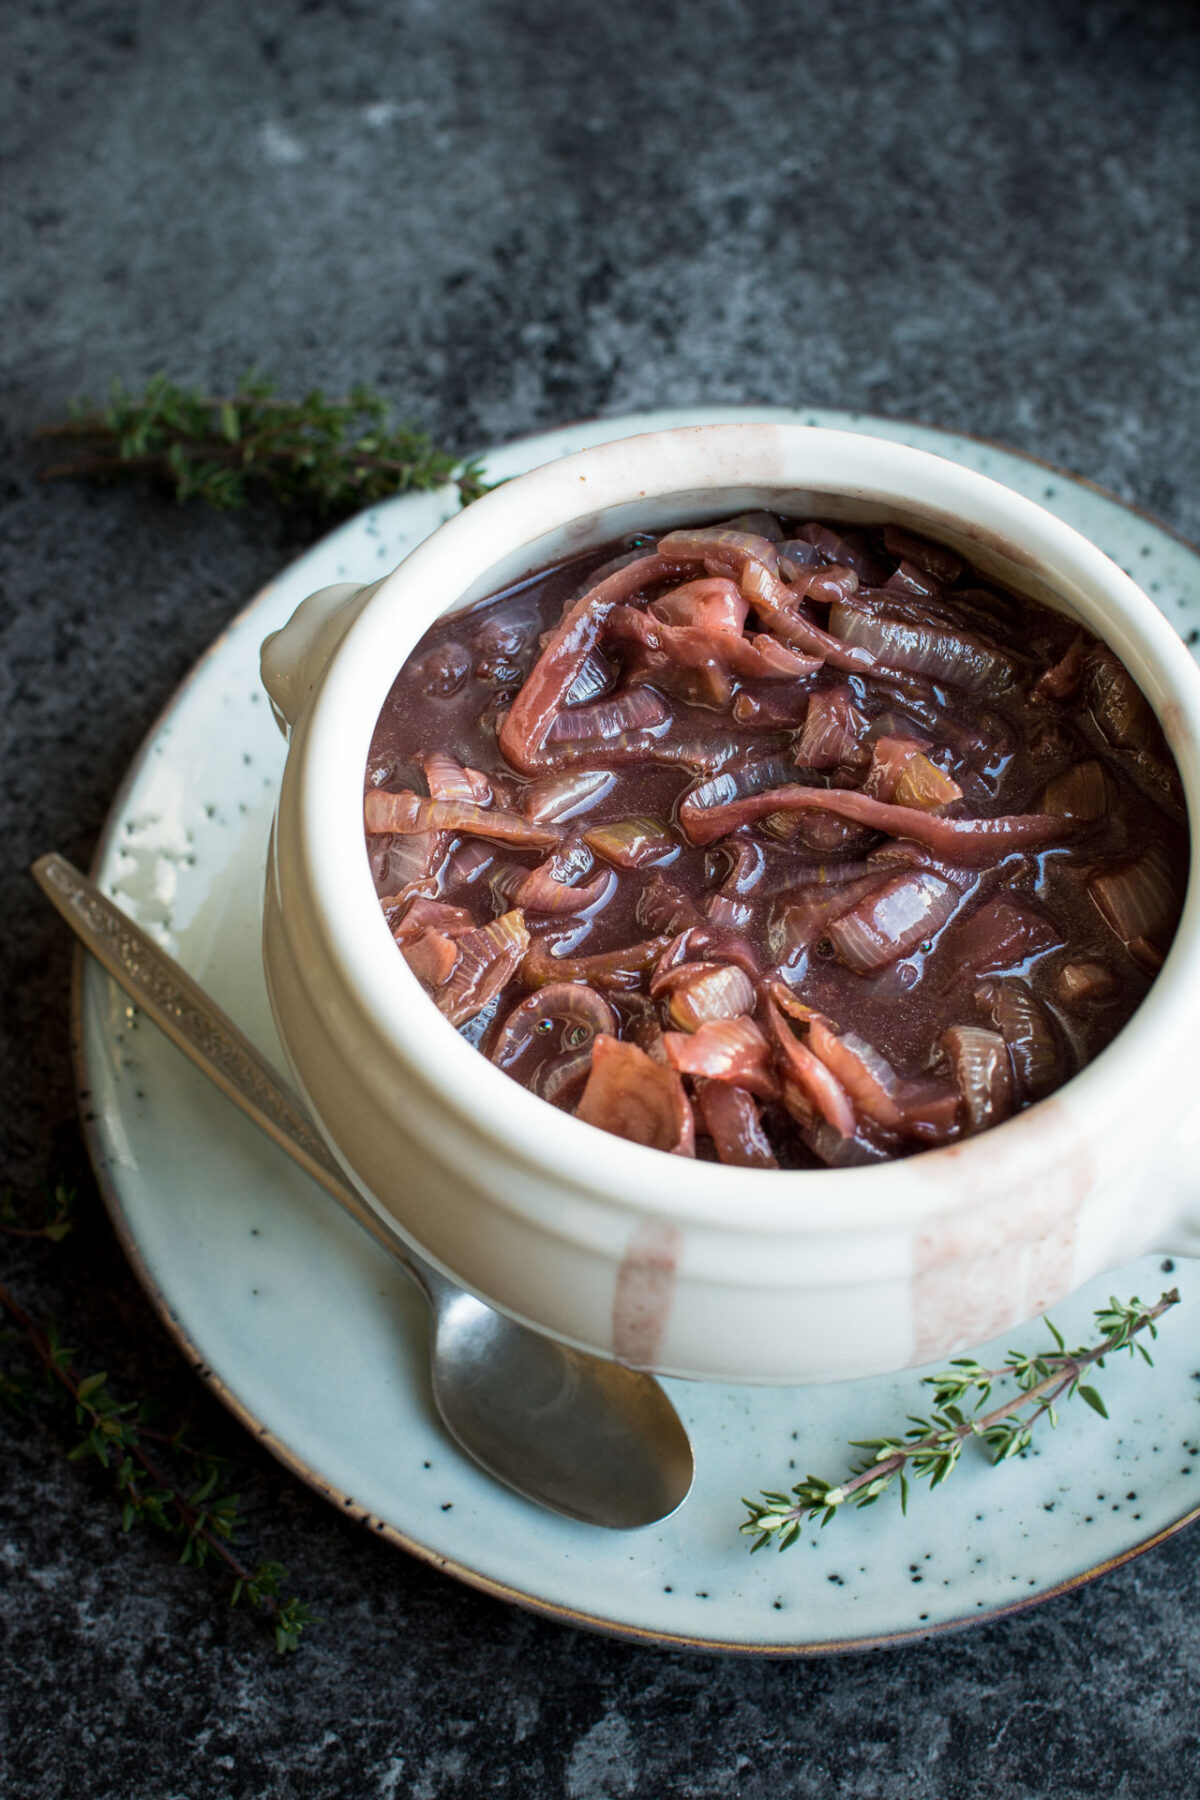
[442,840,495,887]
[825,872,959,972]
[575,1034,695,1155]
[364,789,422,833]
[1031,632,1087,704]
[654,530,876,673]
[677,780,1071,862]
[637,875,708,937]
[582,816,678,870]
[862,737,963,812]
[529,1046,597,1111]
[864,734,928,802]
[803,1120,893,1167]
[1055,959,1120,1006]
[498,553,690,773]
[1038,759,1115,821]
[731,689,813,731]
[703,892,754,931]
[519,768,615,824]
[423,751,492,804]
[798,523,889,583]
[865,838,975,884]
[765,1000,856,1138]
[830,599,1015,694]
[522,732,682,774]
[547,685,671,744]
[649,919,760,988]
[655,962,757,1032]
[1086,647,1156,751]
[715,510,785,542]
[649,733,791,774]
[410,640,471,698]
[491,858,615,917]
[803,565,862,606]
[756,808,877,854]
[948,896,1063,975]
[716,837,768,896]
[740,633,825,678]
[435,910,531,1028]
[892,752,963,813]
[794,684,871,770]
[694,1081,778,1169]
[779,1075,815,1131]
[941,1025,1013,1134]
[520,933,671,992]
[544,836,596,885]
[677,754,798,828]
[760,538,861,601]
[656,526,781,576]
[884,560,943,601]
[663,1017,777,1098]
[649,576,748,634]
[370,828,447,898]
[401,929,461,991]
[606,604,821,686]
[763,856,886,908]
[391,897,476,943]
[489,982,617,1071]
[741,568,875,672]
[564,649,616,705]
[765,980,824,1026]
[975,980,1062,1100]
[364,788,561,848]
[777,539,826,577]
[769,871,894,965]
[1089,844,1182,955]
[881,525,964,583]
[1126,937,1165,975]
[807,1019,959,1141]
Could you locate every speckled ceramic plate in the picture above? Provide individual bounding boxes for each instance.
[75,409,1200,1653]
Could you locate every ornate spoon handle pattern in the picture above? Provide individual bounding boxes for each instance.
[32,852,408,1264]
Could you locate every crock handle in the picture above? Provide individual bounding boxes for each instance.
[260,579,383,737]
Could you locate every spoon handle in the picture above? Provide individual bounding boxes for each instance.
[31,852,416,1270]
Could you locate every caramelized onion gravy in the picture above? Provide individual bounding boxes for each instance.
[364,514,1187,1168]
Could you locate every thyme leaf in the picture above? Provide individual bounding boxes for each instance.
[741,1290,1180,1552]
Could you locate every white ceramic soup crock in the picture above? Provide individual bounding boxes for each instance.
[260,424,1200,1385]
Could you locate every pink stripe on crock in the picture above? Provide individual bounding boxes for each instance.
[612,1222,684,1369]
[912,1098,1094,1364]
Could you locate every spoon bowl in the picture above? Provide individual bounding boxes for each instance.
[421,1264,693,1527]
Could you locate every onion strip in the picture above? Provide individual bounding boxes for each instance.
[677,781,1071,861]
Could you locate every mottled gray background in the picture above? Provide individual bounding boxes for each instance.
[2,2,1199,1795]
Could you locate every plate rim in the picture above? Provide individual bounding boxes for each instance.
[70,404,1200,1655]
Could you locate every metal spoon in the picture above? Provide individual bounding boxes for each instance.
[33,852,694,1529]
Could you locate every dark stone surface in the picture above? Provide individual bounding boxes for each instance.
[2,1,1199,1794]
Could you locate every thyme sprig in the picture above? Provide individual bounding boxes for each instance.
[0,1177,78,1242]
[0,1184,317,1650]
[743,1290,1179,1552]
[34,372,488,515]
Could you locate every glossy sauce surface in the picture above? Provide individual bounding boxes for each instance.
[365,516,1187,1169]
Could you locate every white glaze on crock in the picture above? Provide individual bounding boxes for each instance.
[261,425,1200,1383]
